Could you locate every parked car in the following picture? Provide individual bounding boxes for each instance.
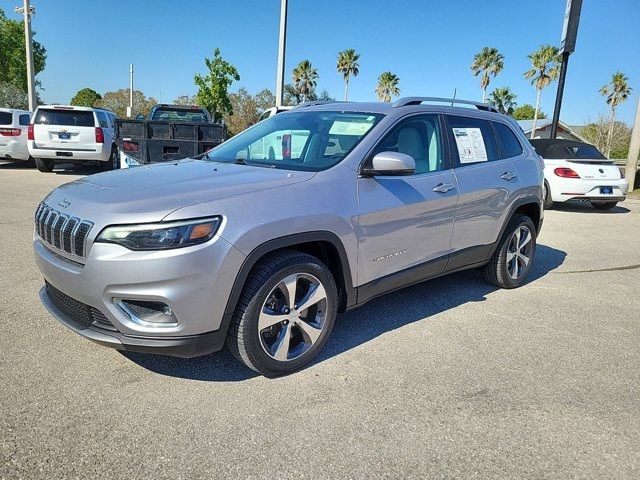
[0,108,32,163]
[530,139,629,210]
[28,105,118,172]
[115,104,225,167]
[34,97,543,376]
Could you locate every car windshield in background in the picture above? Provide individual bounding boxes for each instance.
[206,110,384,171]
[0,112,13,125]
[34,109,95,127]
[150,108,209,122]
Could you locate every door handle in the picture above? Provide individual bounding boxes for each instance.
[433,182,455,193]
[500,171,517,181]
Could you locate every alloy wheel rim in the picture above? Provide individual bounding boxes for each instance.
[506,226,533,280]
[258,273,327,362]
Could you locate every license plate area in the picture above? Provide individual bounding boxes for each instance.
[600,187,613,194]
[58,132,71,140]
[56,151,73,157]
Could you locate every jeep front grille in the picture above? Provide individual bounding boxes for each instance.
[35,203,94,259]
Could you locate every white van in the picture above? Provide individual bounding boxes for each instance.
[0,108,32,162]
[28,105,118,172]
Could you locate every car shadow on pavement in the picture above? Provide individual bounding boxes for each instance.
[0,159,35,169]
[550,201,630,214]
[123,244,566,382]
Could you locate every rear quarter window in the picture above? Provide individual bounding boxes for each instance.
[34,109,95,127]
[0,112,12,125]
[493,122,523,159]
[19,114,30,126]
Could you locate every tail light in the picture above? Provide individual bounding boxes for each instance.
[0,128,21,137]
[620,168,625,179]
[554,167,580,178]
[95,127,104,143]
[27,124,34,140]
[123,141,138,152]
[282,133,291,159]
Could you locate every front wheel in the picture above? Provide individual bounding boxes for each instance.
[35,158,54,172]
[590,201,617,210]
[483,214,537,289]
[227,251,338,376]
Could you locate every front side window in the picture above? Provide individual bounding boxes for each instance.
[207,111,384,171]
[447,115,497,166]
[370,114,445,174]
[493,121,523,159]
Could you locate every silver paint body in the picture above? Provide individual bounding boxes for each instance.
[34,102,543,342]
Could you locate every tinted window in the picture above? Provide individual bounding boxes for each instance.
[447,115,498,165]
[150,107,209,122]
[0,112,12,125]
[371,114,445,174]
[19,114,30,126]
[34,109,95,127]
[493,122,523,158]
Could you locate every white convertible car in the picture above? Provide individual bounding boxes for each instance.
[530,139,629,210]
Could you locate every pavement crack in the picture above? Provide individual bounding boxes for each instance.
[555,264,640,274]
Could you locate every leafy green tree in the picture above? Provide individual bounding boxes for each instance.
[255,88,276,111]
[95,89,157,118]
[292,60,319,102]
[336,49,360,101]
[488,87,517,115]
[511,104,546,120]
[0,8,47,92]
[283,83,301,106]
[375,71,400,102]
[194,48,240,122]
[317,89,335,101]
[173,94,197,105]
[582,117,632,159]
[223,88,261,136]
[70,88,101,107]
[470,47,504,102]
[0,82,41,109]
[524,44,560,139]
[599,72,632,157]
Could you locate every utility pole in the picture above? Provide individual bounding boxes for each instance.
[14,0,36,111]
[625,97,640,192]
[275,0,288,107]
[127,64,134,118]
[550,0,582,138]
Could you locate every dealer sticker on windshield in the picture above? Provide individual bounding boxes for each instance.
[329,116,376,136]
[452,127,488,164]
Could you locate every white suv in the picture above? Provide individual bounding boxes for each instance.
[28,105,118,172]
[0,108,32,162]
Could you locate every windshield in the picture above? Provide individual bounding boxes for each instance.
[206,110,384,171]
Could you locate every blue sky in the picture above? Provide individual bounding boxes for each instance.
[2,0,639,125]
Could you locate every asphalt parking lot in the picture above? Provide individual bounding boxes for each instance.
[1,160,639,479]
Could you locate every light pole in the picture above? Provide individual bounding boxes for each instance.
[275,0,288,107]
[625,97,640,192]
[127,64,134,118]
[14,0,36,111]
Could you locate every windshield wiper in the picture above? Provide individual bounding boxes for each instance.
[234,158,277,168]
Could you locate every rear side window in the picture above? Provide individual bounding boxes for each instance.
[34,109,95,127]
[493,122,523,159]
[96,111,110,128]
[0,112,12,125]
[447,115,497,165]
[19,114,30,126]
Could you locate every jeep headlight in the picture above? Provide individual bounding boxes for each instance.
[96,217,221,251]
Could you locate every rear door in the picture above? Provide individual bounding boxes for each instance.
[446,114,521,263]
[32,108,96,150]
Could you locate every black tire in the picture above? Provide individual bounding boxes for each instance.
[543,180,554,210]
[590,201,617,210]
[35,158,54,172]
[483,214,537,289]
[101,146,119,171]
[227,250,338,376]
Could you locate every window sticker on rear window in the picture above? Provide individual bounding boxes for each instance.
[329,116,375,136]
[452,127,487,164]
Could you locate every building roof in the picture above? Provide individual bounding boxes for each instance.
[516,119,586,141]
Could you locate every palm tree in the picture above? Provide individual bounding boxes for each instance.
[292,60,318,102]
[488,87,518,115]
[470,47,504,102]
[599,72,632,157]
[375,72,400,102]
[336,49,360,101]
[524,44,560,139]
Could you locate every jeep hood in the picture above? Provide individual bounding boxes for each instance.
[43,159,315,222]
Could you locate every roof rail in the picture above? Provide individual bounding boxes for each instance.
[392,96,498,113]
[295,100,348,108]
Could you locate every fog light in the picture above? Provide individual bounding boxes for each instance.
[115,299,178,326]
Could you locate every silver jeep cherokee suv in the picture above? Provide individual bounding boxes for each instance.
[34,97,543,376]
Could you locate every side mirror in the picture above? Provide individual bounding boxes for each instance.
[362,151,415,176]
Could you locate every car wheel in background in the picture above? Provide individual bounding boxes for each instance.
[483,214,537,289]
[590,201,618,210]
[227,250,338,376]
[102,147,119,171]
[35,158,54,173]
[543,181,554,210]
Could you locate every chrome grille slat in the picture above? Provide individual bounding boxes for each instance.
[34,203,94,260]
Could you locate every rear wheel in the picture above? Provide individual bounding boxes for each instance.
[227,251,338,376]
[101,147,119,171]
[35,158,54,172]
[590,201,617,210]
[483,214,537,289]
[543,180,554,209]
